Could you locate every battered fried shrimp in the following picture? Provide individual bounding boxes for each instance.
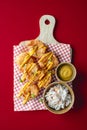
[16,52,35,72]
[16,52,28,66]
[28,63,38,73]
[38,52,58,70]
[16,39,59,104]
[26,39,47,58]
[20,62,39,82]
[38,52,52,68]
[18,83,39,104]
[27,70,45,85]
[45,54,59,71]
[38,72,52,89]
[29,85,39,97]
[27,39,46,48]
[17,82,30,98]
[37,70,45,80]
[19,46,38,68]
[52,54,59,68]
[21,72,27,82]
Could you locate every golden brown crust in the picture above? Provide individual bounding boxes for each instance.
[16,39,59,104]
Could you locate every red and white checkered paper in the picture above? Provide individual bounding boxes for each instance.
[13,43,72,111]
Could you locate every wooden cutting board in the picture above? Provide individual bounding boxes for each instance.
[14,15,72,111]
[19,15,72,59]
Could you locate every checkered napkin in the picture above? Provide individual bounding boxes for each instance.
[13,43,72,111]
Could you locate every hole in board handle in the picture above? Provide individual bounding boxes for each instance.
[45,19,50,25]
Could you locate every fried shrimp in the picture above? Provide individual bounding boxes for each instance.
[38,72,52,89]
[16,52,28,66]
[26,39,47,58]
[16,40,59,104]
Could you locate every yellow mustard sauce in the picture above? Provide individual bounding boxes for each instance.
[58,64,73,81]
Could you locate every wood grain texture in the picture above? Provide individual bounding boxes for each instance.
[19,15,60,45]
[19,15,72,60]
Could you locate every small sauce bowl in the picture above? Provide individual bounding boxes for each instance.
[55,62,76,83]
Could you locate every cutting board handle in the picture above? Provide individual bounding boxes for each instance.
[37,15,60,44]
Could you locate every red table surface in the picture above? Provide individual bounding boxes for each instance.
[0,0,87,130]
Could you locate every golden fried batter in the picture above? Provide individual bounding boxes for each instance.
[26,39,47,58]
[16,40,59,104]
[38,72,52,88]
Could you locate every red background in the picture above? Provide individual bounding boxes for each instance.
[0,0,87,130]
